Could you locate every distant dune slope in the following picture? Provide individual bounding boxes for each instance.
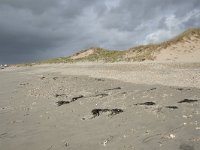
[154,29,200,62]
[39,28,200,64]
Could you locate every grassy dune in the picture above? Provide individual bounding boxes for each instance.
[34,28,200,64]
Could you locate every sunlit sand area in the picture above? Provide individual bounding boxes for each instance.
[1,62,200,150]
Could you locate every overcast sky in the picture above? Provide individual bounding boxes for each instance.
[0,0,200,64]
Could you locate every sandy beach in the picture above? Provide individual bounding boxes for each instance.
[0,62,200,150]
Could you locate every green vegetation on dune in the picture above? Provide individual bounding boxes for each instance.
[127,44,160,61]
[37,48,126,64]
[72,48,126,62]
[38,56,73,64]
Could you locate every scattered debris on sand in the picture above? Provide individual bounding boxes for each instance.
[40,76,45,80]
[20,83,29,86]
[91,93,109,98]
[178,99,198,103]
[56,95,84,106]
[176,88,191,91]
[55,94,67,98]
[165,106,179,109]
[71,95,84,102]
[147,88,157,91]
[53,77,58,80]
[56,100,70,106]
[134,102,156,106]
[91,108,123,118]
[104,87,121,91]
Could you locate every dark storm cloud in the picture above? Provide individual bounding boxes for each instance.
[0,0,200,63]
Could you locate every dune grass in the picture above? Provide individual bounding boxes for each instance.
[38,56,73,64]
[37,48,126,64]
[72,48,126,62]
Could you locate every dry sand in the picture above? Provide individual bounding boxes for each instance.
[0,62,200,150]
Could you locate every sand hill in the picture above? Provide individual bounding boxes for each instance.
[154,29,200,62]
[40,28,200,64]
[126,28,200,62]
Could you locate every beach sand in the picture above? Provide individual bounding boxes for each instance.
[0,62,200,150]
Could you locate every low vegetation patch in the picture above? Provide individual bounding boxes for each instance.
[72,48,126,62]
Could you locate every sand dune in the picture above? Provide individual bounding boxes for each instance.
[155,31,200,62]
[42,28,200,63]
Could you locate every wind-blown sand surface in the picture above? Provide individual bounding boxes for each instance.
[0,62,200,150]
